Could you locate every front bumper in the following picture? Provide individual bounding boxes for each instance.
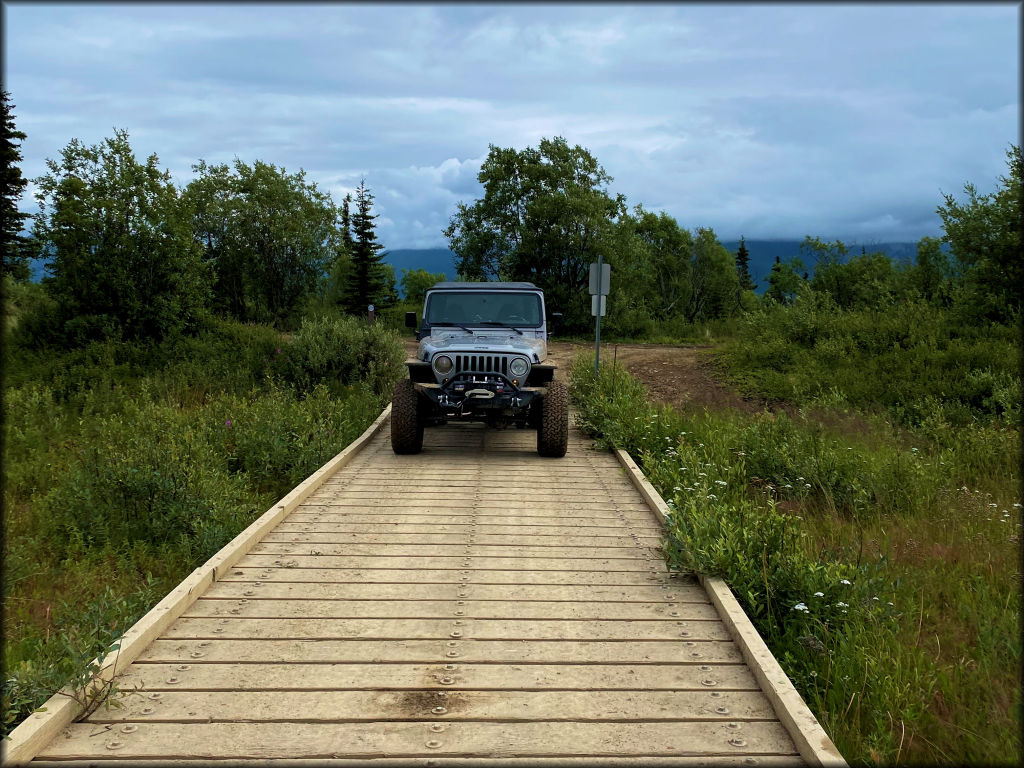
[414,378,542,417]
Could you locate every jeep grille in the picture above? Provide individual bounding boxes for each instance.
[454,354,509,376]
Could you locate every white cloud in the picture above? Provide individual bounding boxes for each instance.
[4,3,1018,248]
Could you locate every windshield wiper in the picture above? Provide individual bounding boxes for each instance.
[435,323,474,334]
[479,321,523,335]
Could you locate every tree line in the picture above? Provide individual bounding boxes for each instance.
[2,92,400,346]
[445,136,1021,335]
[4,87,1020,348]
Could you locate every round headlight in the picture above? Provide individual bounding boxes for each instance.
[433,355,453,375]
[509,357,529,377]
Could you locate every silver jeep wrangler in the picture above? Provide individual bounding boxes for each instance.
[391,281,568,457]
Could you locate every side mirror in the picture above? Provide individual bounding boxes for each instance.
[405,312,417,328]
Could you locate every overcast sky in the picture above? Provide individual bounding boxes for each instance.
[4,2,1019,248]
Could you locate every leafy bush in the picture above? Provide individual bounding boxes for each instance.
[720,294,1021,430]
[282,314,405,397]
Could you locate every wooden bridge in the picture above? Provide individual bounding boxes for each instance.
[5,408,845,766]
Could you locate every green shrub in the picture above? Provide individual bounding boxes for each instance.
[719,296,1021,431]
[282,314,404,397]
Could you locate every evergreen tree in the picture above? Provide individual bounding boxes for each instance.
[765,255,806,304]
[1,90,31,281]
[339,193,354,254]
[735,236,755,292]
[341,179,389,315]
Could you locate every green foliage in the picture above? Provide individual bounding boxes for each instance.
[720,293,1022,437]
[445,136,624,333]
[765,255,807,304]
[31,130,211,345]
[810,248,897,311]
[340,179,392,316]
[281,314,405,398]
[909,236,954,304]
[685,227,741,322]
[735,236,755,292]
[401,268,447,306]
[1,89,31,282]
[2,581,159,733]
[938,144,1022,323]
[184,158,338,326]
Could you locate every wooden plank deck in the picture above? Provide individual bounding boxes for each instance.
[17,416,843,765]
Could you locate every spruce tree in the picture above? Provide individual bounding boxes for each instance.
[1,90,31,281]
[341,179,388,315]
[735,236,755,292]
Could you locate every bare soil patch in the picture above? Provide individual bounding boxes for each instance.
[402,337,760,414]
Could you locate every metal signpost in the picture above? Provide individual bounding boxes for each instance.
[589,255,610,376]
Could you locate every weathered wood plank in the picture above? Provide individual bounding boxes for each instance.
[219,567,678,586]
[107,660,755,691]
[249,543,662,560]
[137,636,736,664]
[262,531,664,547]
[87,689,778,723]
[182,598,714,621]
[202,581,700,603]
[36,721,798,760]
[251,521,665,536]
[162,616,724,641]
[235,555,661,571]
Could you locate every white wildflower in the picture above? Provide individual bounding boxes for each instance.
[813,592,824,597]
[840,579,851,586]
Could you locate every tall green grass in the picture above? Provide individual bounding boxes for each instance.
[2,316,405,735]
[717,292,1021,433]
[570,355,1020,766]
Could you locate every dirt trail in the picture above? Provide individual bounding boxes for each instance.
[401,338,760,414]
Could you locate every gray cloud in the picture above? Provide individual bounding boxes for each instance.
[5,3,1018,248]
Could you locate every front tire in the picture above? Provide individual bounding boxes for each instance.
[537,381,568,457]
[391,379,424,454]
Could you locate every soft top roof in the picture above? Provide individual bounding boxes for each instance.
[428,281,539,291]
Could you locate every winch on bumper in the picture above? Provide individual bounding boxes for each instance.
[404,358,554,421]
[423,375,541,416]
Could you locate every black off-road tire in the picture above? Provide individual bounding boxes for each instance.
[537,381,568,457]
[391,378,424,454]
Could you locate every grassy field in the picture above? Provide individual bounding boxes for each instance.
[1,314,405,735]
[568,304,1021,766]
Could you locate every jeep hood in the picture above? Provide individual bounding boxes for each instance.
[419,329,547,363]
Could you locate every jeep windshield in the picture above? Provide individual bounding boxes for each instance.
[424,291,542,328]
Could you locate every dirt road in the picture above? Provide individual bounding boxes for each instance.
[401,339,758,414]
